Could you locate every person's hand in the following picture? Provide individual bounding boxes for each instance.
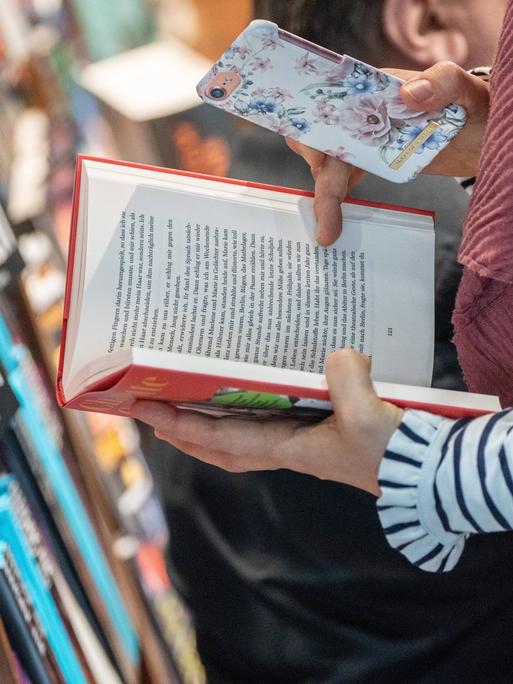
[287,61,491,245]
[129,350,404,496]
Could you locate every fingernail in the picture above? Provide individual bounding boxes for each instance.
[403,79,434,102]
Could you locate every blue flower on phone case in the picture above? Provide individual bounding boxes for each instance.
[398,125,448,153]
[345,74,378,96]
[290,118,311,133]
[248,96,281,114]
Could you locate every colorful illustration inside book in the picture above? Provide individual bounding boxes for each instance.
[178,387,332,420]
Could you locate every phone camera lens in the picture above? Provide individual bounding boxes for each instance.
[209,86,227,99]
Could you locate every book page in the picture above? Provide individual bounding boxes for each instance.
[68,162,434,390]
[108,218,367,370]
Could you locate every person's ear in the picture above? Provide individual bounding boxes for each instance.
[382,0,469,68]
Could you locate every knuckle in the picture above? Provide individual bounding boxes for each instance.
[436,60,461,74]
[432,60,465,89]
[434,60,461,77]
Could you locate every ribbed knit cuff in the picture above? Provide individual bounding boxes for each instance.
[377,410,467,572]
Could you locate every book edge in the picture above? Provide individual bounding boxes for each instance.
[62,359,499,419]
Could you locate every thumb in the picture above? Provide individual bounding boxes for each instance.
[325,349,377,415]
[400,61,489,117]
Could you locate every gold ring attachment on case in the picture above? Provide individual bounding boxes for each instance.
[389,121,441,170]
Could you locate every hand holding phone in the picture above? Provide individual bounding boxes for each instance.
[196,20,468,184]
[288,61,491,244]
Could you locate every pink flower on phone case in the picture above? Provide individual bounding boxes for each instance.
[197,20,466,182]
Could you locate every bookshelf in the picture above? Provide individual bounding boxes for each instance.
[0,1,208,682]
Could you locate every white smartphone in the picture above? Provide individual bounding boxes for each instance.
[196,20,466,183]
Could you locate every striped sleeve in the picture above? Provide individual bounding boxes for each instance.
[377,409,513,572]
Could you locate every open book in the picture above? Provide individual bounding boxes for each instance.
[57,156,500,420]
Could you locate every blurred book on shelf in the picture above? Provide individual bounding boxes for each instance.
[67,0,154,62]
[0,475,101,683]
[80,40,210,123]
[0,213,193,682]
[0,541,58,684]
[79,38,235,175]
[0,1,233,681]
[157,0,252,61]
[0,297,141,682]
[0,614,20,684]
[18,229,203,684]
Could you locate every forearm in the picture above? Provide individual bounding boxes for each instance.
[377,409,513,572]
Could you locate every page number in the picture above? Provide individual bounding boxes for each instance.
[387,328,393,336]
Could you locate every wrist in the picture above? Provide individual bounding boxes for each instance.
[353,402,405,496]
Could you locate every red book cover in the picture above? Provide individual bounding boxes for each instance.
[57,156,498,421]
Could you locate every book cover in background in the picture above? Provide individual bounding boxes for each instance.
[68,0,154,62]
[0,363,19,439]
[0,205,24,281]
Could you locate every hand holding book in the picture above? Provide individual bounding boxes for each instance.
[288,62,490,245]
[58,157,499,420]
[130,349,404,496]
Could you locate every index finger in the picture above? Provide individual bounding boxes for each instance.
[130,399,306,467]
[314,157,355,245]
[286,139,363,245]
[285,138,326,174]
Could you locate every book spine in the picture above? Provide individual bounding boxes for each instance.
[1,429,122,683]
[135,542,206,684]
[0,615,20,684]
[8,372,140,673]
[8,480,96,683]
[0,544,56,684]
[9,482,52,581]
[8,555,65,684]
[0,480,87,684]
[1,427,117,660]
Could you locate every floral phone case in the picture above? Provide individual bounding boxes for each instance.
[196,20,467,183]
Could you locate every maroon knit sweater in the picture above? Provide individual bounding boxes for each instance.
[453,0,513,407]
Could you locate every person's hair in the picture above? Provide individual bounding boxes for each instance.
[253,0,388,64]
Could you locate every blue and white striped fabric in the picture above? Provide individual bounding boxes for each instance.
[377,409,513,572]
